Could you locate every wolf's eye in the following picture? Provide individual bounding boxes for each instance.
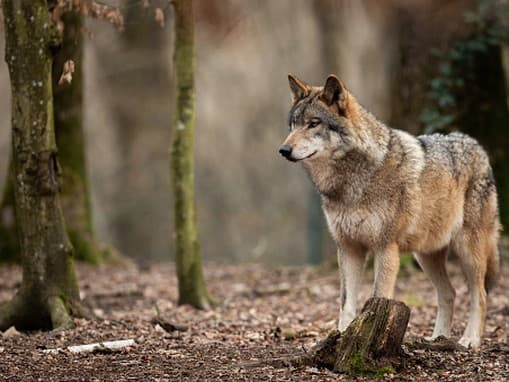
[308,119,321,128]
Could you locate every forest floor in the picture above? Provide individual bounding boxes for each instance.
[0,254,508,381]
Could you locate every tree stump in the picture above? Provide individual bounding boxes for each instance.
[309,297,410,376]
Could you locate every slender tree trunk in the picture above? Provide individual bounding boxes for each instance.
[105,0,172,262]
[52,9,109,263]
[171,0,211,310]
[0,0,82,330]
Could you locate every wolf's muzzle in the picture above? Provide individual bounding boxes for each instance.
[278,145,293,159]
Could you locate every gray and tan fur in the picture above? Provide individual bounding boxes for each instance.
[279,74,501,349]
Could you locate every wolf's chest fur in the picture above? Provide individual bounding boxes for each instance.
[322,202,390,248]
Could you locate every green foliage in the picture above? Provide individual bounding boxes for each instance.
[420,1,507,133]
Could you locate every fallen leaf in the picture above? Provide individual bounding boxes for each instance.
[58,60,75,86]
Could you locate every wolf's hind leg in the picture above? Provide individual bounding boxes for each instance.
[414,249,455,339]
[337,244,366,331]
[453,230,487,349]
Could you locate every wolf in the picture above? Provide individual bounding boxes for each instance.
[279,74,501,349]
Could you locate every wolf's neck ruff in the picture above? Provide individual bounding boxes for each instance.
[304,149,378,203]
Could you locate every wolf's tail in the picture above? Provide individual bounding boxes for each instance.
[485,237,500,293]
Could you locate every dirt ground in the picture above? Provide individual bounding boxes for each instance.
[0,257,507,381]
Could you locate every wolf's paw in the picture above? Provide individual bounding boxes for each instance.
[425,334,449,342]
[338,315,354,332]
[337,320,349,332]
[458,336,480,350]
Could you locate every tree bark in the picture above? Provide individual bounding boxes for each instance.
[309,298,410,376]
[171,0,211,310]
[52,8,110,263]
[0,0,82,330]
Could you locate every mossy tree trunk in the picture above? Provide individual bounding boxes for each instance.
[171,0,211,310]
[52,8,108,264]
[0,0,82,330]
[0,7,109,263]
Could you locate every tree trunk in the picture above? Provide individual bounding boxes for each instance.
[171,0,211,310]
[0,7,114,263]
[0,0,82,330]
[105,0,172,262]
[0,159,18,262]
[389,0,473,135]
[52,9,109,263]
[309,298,410,376]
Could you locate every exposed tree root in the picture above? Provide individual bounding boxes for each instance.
[48,296,75,331]
[0,292,90,332]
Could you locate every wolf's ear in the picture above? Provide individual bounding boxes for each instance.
[320,75,347,108]
[288,73,309,103]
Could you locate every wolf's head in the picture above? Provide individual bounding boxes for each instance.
[279,74,359,163]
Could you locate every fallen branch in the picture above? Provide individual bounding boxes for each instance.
[43,339,136,354]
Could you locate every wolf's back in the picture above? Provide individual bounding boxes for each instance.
[417,132,492,180]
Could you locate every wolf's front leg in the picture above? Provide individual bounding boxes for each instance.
[337,244,366,331]
[373,243,400,298]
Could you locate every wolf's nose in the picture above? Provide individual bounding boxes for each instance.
[279,145,293,158]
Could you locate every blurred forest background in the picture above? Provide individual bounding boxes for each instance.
[0,0,508,266]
